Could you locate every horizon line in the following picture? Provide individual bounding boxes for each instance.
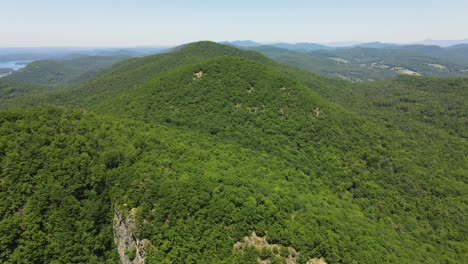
[1,38,468,48]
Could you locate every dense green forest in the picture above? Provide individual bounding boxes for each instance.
[0,41,466,263]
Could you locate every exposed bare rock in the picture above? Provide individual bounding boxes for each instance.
[306,258,327,264]
[114,207,149,264]
[313,107,321,117]
[233,231,326,264]
[391,67,422,76]
[192,71,204,80]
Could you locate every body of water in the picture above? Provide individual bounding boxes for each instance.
[0,60,32,71]
[0,60,32,78]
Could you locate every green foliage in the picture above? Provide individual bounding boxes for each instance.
[0,79,63,103]
[259,247,272,260]
[0,41,466,263]
[126,246,137,261]
[0,107,122,263]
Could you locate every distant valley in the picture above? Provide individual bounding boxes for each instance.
[222,41,468,81]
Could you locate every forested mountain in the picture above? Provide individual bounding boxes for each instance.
[0,42,466,263]
[0,42,278,109]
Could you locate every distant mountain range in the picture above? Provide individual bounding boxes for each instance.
[412,39,468,47]
[222,39,468,51]
[0,46,171,62]
[2,39,467,63]
[220,40,333,51]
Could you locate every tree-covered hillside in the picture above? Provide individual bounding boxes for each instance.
[0,107,121,263]
[93,53,467,263]
[4,55,129,86]
[0,42,466,263]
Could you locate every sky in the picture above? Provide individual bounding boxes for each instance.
[1,0,467,47]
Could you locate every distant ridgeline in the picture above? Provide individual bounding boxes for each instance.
[0,41,466,263]
[245,44,468,81]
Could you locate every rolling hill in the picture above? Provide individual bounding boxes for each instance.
[0,41,466,263]
[4,55,130,86]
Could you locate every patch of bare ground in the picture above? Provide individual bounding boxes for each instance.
[234,231,327,264]
[426,63,448,71]
[392,67,422,76]
[327,57,350,64]
[192,71,204,80]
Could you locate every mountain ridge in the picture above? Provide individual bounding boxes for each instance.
[0,41,466,263]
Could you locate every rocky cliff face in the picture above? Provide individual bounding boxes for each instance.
[113,207,147,264]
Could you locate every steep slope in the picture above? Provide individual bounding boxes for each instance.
[0,107,121,263]
[94,56,467,263]
[94,56,362,156]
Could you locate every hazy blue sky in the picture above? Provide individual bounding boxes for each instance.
[1,0,467,46]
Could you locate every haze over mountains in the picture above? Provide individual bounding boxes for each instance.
[222,38,468,50]
[3,38,467,84]
[2,38,467,62]
[413,38,468,47]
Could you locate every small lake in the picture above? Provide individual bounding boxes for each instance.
[0,60,32,77]
[0,60,32,71]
